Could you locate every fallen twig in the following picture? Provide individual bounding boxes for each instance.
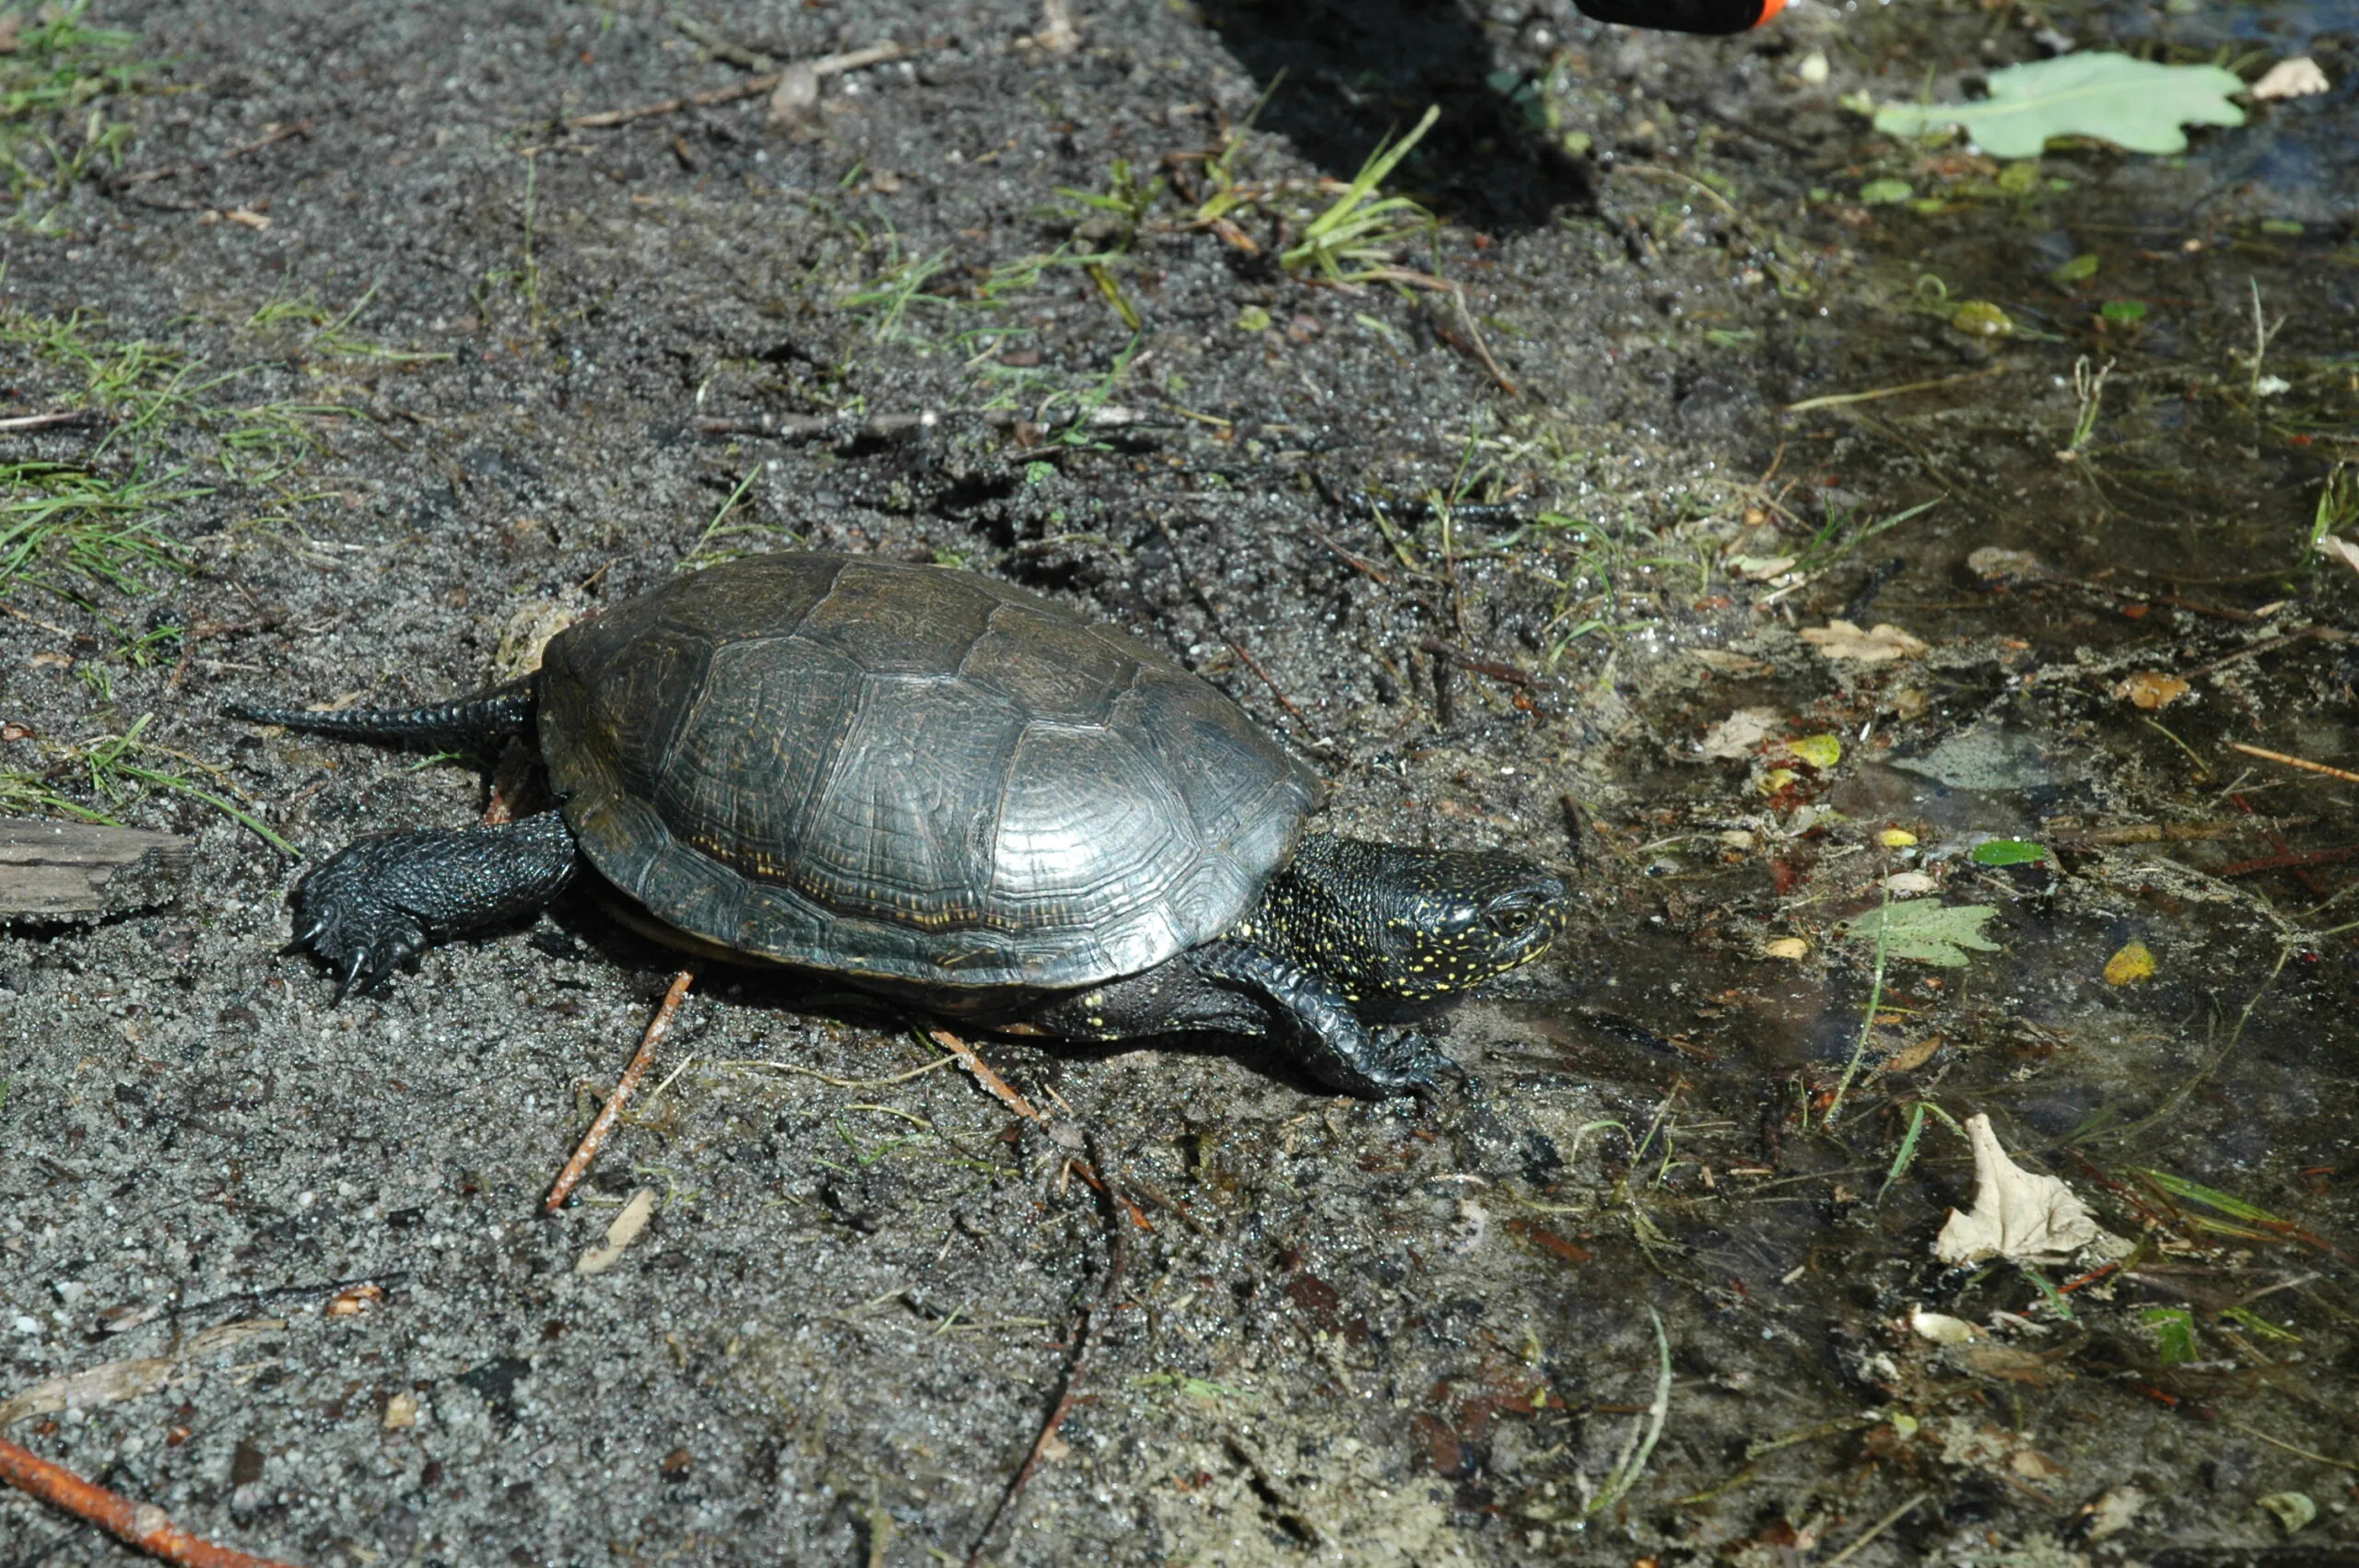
[964,1129,1131,1568]
[570,41,927,128]
[2178,622,2355,681]
[1420,638,1533,686]
[927,1026,1045,1121]
[2227,790,2338,901]
[0,1435,301,1568]
[1350,268,1518,394]
[113,120,311,187]
[2216,843,2359,877]
[1785,365,2013,414]
[1820,1492,1930,1568]
[1301,520,1391,584]
[2049,816,2311,846]
[545,969,696,1212]
[2228,743,2359,786]
[695,404,1163,441]
[0,410,101,433]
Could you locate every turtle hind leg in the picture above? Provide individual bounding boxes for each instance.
[291,811,580,1001]
[228,676,537,752]
[1030,942,1452,1099]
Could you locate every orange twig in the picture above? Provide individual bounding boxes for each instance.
[2228,742,2359,786]
[0,1435,302,1568]
[925,1029,1151,1231]
[545,969,696,1212]
[927,1026,1044,1121]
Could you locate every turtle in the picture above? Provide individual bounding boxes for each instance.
[229,552,1565,1096]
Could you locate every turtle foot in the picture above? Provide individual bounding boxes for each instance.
[282,814,581,1001]
[289,836,440,1001]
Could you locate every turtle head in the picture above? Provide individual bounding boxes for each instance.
[1259,836,1567,1002]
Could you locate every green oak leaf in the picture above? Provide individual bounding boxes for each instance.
[1875,53,2246,158]
[1846,901,2002,967]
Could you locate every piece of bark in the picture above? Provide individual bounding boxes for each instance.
[0,820,194,919]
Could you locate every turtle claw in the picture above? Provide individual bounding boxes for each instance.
[288,836,433,1003]
[1360,1026,1459,1094]
[327,947,370,1007]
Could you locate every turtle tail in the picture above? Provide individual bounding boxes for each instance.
[227,676,539,751]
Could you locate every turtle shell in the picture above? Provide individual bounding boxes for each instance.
[538,553,1321,1001]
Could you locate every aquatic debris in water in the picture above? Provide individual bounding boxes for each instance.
[1696,707,1782,760]
[2256,1492,2318,1534]
[2112,670,2191,709]
[1933,1114,2118,1266]
[1801,620,1927,663]
[1845,901,2000,967]
[1872,53,2247,158]
[2103,940,2157,986]
[1909,1307,1980,1344]
[2251,58,2330,101]
[1948,299,2014,338]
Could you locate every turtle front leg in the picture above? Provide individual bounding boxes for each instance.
[289,811,580,1000]
[1191,942,1456,1097]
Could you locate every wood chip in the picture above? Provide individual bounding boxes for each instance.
[0,819,194,919]
[574,1188,657,1275]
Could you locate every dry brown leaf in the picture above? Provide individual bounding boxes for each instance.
[2113,671,2190,709]
[1965,1343,2061,1386]
[1932,1113,2116,1264]
[1884,1035,1942,1072]
[2009,1445,2069,1477]
[1696,707,1783,760]
[2317,533,2359,576]
[1800,619,1928,664]
[2252,57,2330,99]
